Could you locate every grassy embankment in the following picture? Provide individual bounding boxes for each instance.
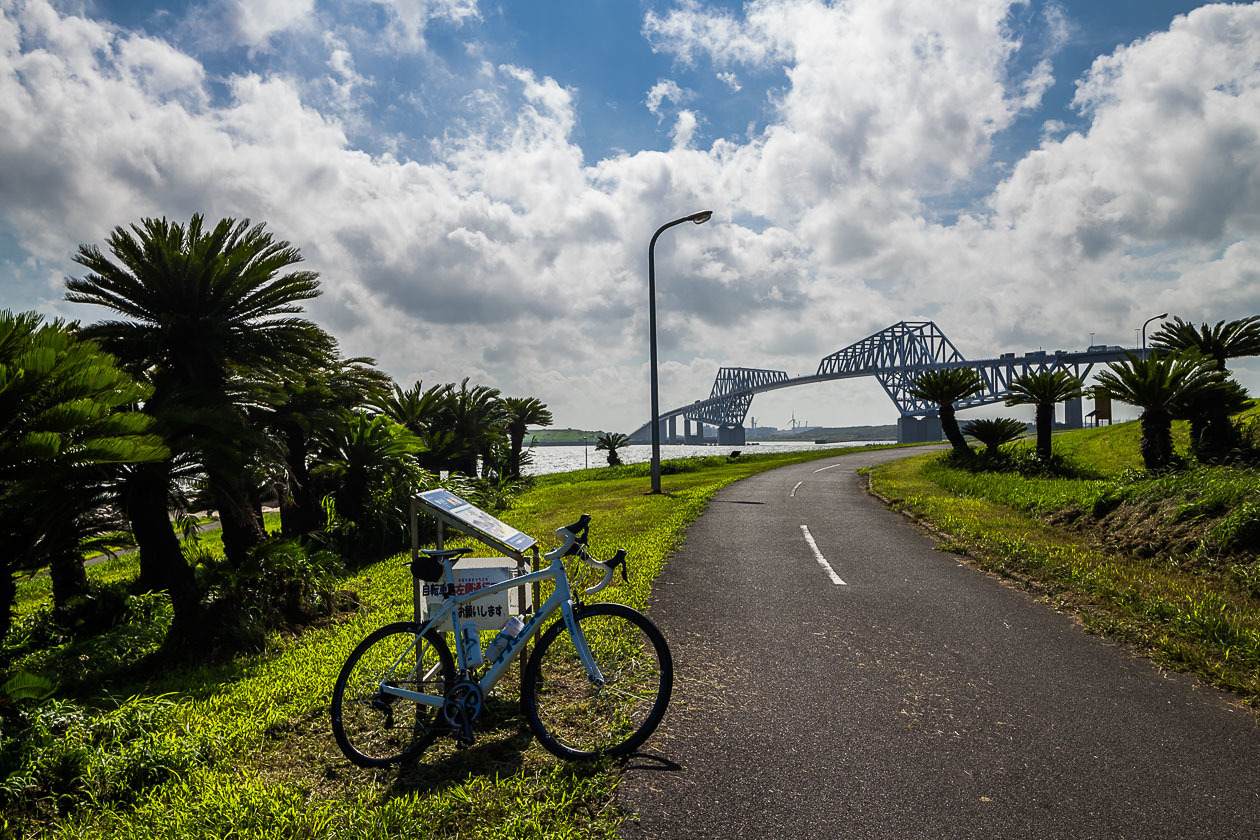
[869,417,1260,704]
[5,445,901,839]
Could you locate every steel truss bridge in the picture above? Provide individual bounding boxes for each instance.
[629,321,1142,445]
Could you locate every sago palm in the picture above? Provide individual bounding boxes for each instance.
[0,311,166,643]
[501,396,553,479]
[908,368,985,457]
[1094,350,1224,470]
[313,412,425,563]
[66,215,335,584]
[1150,315,1260,456]
[446,378,508,477]
[595,432,631,466]
[375,380,458,472]
[1005,370,1085,461]
[962,417,1027,456]
[262,354,390,539]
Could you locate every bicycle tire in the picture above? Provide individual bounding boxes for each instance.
[521,603,673,760]
[331,621,454,767]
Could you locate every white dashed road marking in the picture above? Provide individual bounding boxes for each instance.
[800,524,847,585]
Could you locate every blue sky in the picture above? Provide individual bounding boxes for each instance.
[2,0,1258,430]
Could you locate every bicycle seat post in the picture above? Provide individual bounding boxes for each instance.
[413,518,446,624]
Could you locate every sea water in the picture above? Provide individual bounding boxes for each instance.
[522,440,894,476]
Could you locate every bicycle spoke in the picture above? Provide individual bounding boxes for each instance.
[524,604,672,759]
[331,624,453,767]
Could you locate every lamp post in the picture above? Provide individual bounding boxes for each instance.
[649,210,713,494]
[583,436,588,469]
[1142,312,1168,349]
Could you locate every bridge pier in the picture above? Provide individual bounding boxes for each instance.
[717,425,745,446]
[1065,396,1083,430]
[898,415,944,444]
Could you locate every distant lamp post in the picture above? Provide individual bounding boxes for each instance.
[1142,312,1168,349]
[583,436,588,469]
[649,210,713,494]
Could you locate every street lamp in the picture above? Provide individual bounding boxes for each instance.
[649,210,713,494]
[1142,312,1168,349]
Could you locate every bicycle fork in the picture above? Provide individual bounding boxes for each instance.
[562,602,606,689]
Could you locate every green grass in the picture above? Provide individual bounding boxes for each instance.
[7,445,893,839]
[13,514,282,620]
[920,455,1111,516]
[870,428,1260,706]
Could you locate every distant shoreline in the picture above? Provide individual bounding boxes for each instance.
[527,438,894,447]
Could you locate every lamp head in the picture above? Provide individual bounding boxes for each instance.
[1156,312,1168,319]
[690,210,713,225]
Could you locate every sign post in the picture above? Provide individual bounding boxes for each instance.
[412,488,541,692]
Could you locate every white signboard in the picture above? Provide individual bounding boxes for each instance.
[421,557,526,633]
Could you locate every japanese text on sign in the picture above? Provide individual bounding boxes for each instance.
[422,557,524,633]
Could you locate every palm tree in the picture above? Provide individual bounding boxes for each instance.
[962,417,1027,456]
[375,380,459,472]
[0,311,166,643]
[1004,370,1085,461]
[501,397,553,479]
[445,378,508,477]
[66,215,334,596]
[595,432,631,466]
[313,411,425,563]
[262,354,391,539]
[1150,315,1260,456]
[1094,350,1224,470]
[908,368,985,457]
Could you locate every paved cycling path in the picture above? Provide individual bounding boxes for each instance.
[618,447,1260,839]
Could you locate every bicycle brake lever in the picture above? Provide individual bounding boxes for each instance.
[608,549,628,583]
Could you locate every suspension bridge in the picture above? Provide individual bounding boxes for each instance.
[628,321,1142,445]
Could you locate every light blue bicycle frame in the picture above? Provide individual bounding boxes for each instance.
[377,554,604,709]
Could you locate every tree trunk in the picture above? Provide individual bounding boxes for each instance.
[456,453,478,477]
[124,463,182,592]
[123,462,203,640]
[0,571,15,649]
[283,424,323,538]
[1139,410,1174,470]
[49,550,88,613]
[1035,403,1054,461]
[939,405,971,457]
[214,478,265,568]
[507,428,525,479]
[1199,404,1238,462]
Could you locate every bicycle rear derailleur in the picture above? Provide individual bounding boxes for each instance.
[442,678,483,748]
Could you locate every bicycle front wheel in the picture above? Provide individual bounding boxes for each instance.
[331,622,454,767]
[522,603,673,760]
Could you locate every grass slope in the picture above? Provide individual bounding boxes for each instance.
[870,421,1260,706]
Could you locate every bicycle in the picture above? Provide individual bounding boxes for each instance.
[330,512,673,766]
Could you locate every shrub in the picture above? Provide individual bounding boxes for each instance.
[0,694,219,829]
[198,539,352,651]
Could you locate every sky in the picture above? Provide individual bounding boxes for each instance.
[3,0,1260,432]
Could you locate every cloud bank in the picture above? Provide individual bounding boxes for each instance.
[2,0,1260,430]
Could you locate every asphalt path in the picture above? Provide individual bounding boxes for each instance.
[617,446,1260,839]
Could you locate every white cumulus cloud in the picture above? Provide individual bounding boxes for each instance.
[3,0,1260,431]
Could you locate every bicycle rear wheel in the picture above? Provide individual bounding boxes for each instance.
[331,622,453,767]
[522,603,673,760]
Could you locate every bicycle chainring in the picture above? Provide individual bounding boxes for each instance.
[442,679,484,746]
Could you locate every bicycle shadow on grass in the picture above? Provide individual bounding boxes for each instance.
[384,696,537,799]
